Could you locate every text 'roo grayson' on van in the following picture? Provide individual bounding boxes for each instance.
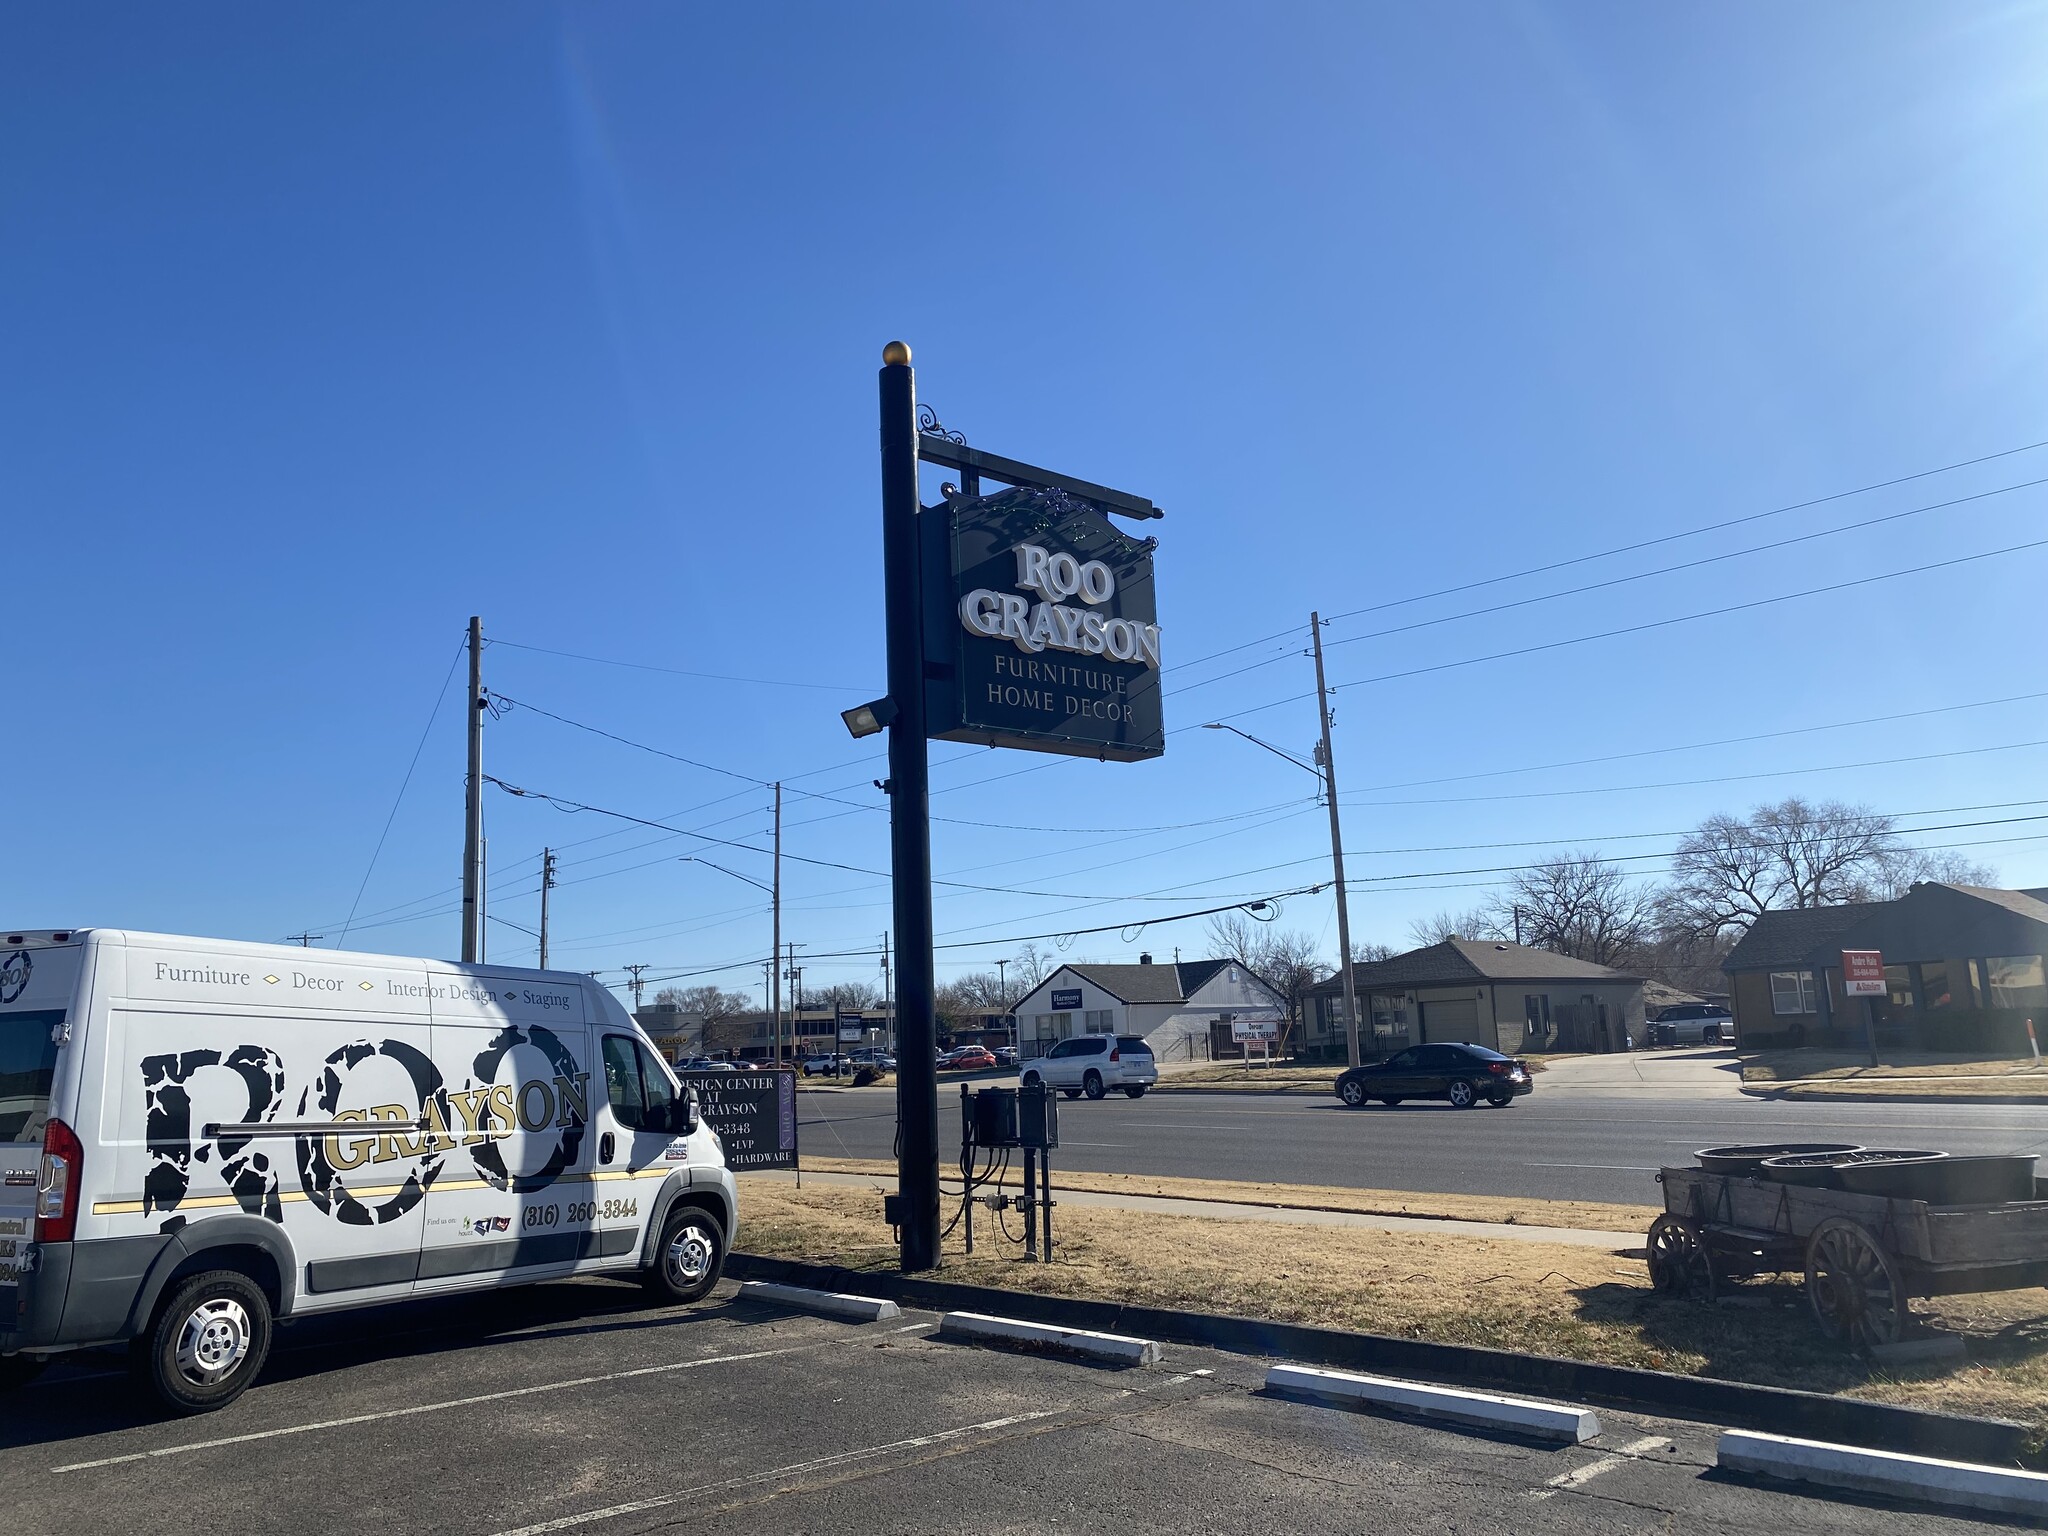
[0,929,735,1414]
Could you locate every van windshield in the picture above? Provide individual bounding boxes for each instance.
[0,1009,62,1142]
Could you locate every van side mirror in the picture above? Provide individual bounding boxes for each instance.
[680,1089,700,1137]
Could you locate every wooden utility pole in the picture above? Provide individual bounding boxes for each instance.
[537,848,557,969]
[461,615,485,963]
[771,782,783,1066]
[1311,612,1362,1068]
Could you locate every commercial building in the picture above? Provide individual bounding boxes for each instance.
[1306,938,1645,1057]
[1010,954,1288,1064]
[1722,883,2048,1052]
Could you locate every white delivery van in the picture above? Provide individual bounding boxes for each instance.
[0,929,734,1414]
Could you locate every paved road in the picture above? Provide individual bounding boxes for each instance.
[0,1278,1997,1534]
[801,1051,2048,1207]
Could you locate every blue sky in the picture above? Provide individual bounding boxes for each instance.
[6,4,2046,1003]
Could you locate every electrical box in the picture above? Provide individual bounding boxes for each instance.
[971,1087,1019,1149]
[1018,1079,1059,1150]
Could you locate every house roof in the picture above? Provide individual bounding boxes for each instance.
[1311,938,1641,994]
[1946,885,2048,925]
[1721,903,1885,972]
[1022,957,1264,1009]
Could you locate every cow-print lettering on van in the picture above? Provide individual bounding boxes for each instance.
[294,1039,446,1226]
[465,1025,589,1194]
[140,1046,288,1223]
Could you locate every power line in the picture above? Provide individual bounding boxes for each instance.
[1171,475,2048,698]
[1210,534,2048,724]
[336,636,467,947]
[1161,435,2048,680]
[488,637,865,694]
[482,775,1315,905]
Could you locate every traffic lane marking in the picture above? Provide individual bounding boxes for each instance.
[487,1363,1226,1534]
[51,1344,807,1473]
[1529,1434,1674,1498]
[487,1410,1068,1536]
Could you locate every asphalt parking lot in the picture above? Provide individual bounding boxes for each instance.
[0,1278,2009,1534]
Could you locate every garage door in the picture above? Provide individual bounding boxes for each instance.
[1419,998,1478,1042]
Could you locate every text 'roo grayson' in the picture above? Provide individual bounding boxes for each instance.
[322,1073,590,1172]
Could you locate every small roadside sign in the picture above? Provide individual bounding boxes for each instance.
[1842,949,1886,997]
[838,1010,866,1042]
[1230,1017,1280,1042]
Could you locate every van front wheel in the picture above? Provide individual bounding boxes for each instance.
[647,1206,726,1305]
[145,1270,272,1415]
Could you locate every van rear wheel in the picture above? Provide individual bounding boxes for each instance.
[144,1269,272,1415]
[0,1354,46,1392]
[646,1206,726,1305]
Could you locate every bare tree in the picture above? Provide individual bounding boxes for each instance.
[1406,907,1505,948]
[1349,939,1396,963]
[1659,798,1952,940]
[1009,943,1053,993]
[1502,853,1655,969]
[949,970,1014,1013]
[1206,915,1330,1049]
[1873,846,1997,900]
[813,980,878,1012]
[649,984,755,1057]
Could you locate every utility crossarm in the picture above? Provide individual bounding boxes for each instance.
[915,435,1163,521]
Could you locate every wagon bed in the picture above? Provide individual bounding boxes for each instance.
[1649,1166,2048,1346]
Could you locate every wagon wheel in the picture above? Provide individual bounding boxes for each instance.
[1647,1214,1715,1298]
[1805,1217,1907,1348]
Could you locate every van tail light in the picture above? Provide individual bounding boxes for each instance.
[36,1116,83,1244]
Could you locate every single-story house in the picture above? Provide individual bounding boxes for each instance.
[1723,883,2048,1053]
[1010,954,1288,1064]
[1305,938,1646,1058]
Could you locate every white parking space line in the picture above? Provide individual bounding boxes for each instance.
[488,1409,1066,1535]
[52,1346,801,1473]
[888,1322,934,1333]
[1529,1435,1671,1499]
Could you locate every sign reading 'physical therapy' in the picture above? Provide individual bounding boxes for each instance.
[924,486,1164,761]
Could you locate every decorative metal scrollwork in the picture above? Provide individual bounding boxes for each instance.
[916,404,966,444]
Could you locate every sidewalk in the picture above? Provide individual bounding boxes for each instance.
[745,1168,1643,1250]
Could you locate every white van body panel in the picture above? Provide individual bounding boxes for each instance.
[2,929,734,1356]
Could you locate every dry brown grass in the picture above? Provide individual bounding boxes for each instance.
[1742,1049,2048,1083]
[798,1155,1659,1233]
[1767,1079,2048,1101]
[738,1177,2048,1443]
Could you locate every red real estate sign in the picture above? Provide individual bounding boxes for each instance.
[1842,949,1886,997]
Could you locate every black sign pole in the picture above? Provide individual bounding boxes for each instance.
[880,340,940,1271]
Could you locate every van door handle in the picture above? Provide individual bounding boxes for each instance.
[599,1132,615,1165]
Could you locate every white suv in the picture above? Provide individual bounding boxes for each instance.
[1021,1035,1158,1100]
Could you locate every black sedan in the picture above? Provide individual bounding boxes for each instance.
[1335,1042,1532,1109]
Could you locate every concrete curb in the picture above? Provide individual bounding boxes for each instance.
[726,1253,2031,1466]
[1267,1363,1600,1443]
[1740,1085,2048,1106]
[939,1311,1161,1365]
[736,1280,901,1322]
[1719,1430,2048,1519]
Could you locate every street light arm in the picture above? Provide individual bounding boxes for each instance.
[1200,722,1320,778]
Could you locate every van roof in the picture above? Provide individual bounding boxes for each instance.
[43,928,599,986]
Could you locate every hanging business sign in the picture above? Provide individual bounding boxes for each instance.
[923,486,1163,761]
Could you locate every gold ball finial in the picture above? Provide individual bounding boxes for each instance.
[882,340,912,367]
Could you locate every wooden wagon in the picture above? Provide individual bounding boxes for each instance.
[1650,1166,2048,1347]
